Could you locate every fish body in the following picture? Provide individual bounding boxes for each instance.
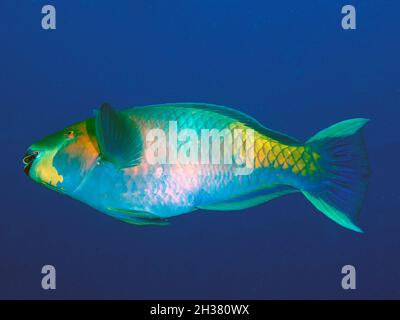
[24,103,370,231]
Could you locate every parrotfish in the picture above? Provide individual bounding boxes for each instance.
[23,103,370,231]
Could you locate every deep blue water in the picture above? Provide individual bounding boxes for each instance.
[1,0,399,299]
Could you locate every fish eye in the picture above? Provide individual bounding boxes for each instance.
[65,130,75,139]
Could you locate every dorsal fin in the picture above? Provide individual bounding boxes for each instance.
[149,103,301,145]
[95,103,143,169]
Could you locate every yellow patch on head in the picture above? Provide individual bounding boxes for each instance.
[32,150,64,187]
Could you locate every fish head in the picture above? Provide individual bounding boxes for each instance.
[23,118,99,194]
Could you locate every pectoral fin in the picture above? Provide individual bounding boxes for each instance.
[95,103,143,169]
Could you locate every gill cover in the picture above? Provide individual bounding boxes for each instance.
[51,120,99,193]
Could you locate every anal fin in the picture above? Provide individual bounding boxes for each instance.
[198,185,298,211]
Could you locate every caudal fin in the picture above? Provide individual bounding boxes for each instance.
[303,118,370,232]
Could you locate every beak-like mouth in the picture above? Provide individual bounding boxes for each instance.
[23,150,39,176]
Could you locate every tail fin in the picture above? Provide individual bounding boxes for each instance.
[303,118,370,232]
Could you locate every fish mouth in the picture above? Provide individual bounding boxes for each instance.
[23,150,39,176]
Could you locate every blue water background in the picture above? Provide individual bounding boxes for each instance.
[1,0,399,299]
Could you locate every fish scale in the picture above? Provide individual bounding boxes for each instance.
[128,105,318,208]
